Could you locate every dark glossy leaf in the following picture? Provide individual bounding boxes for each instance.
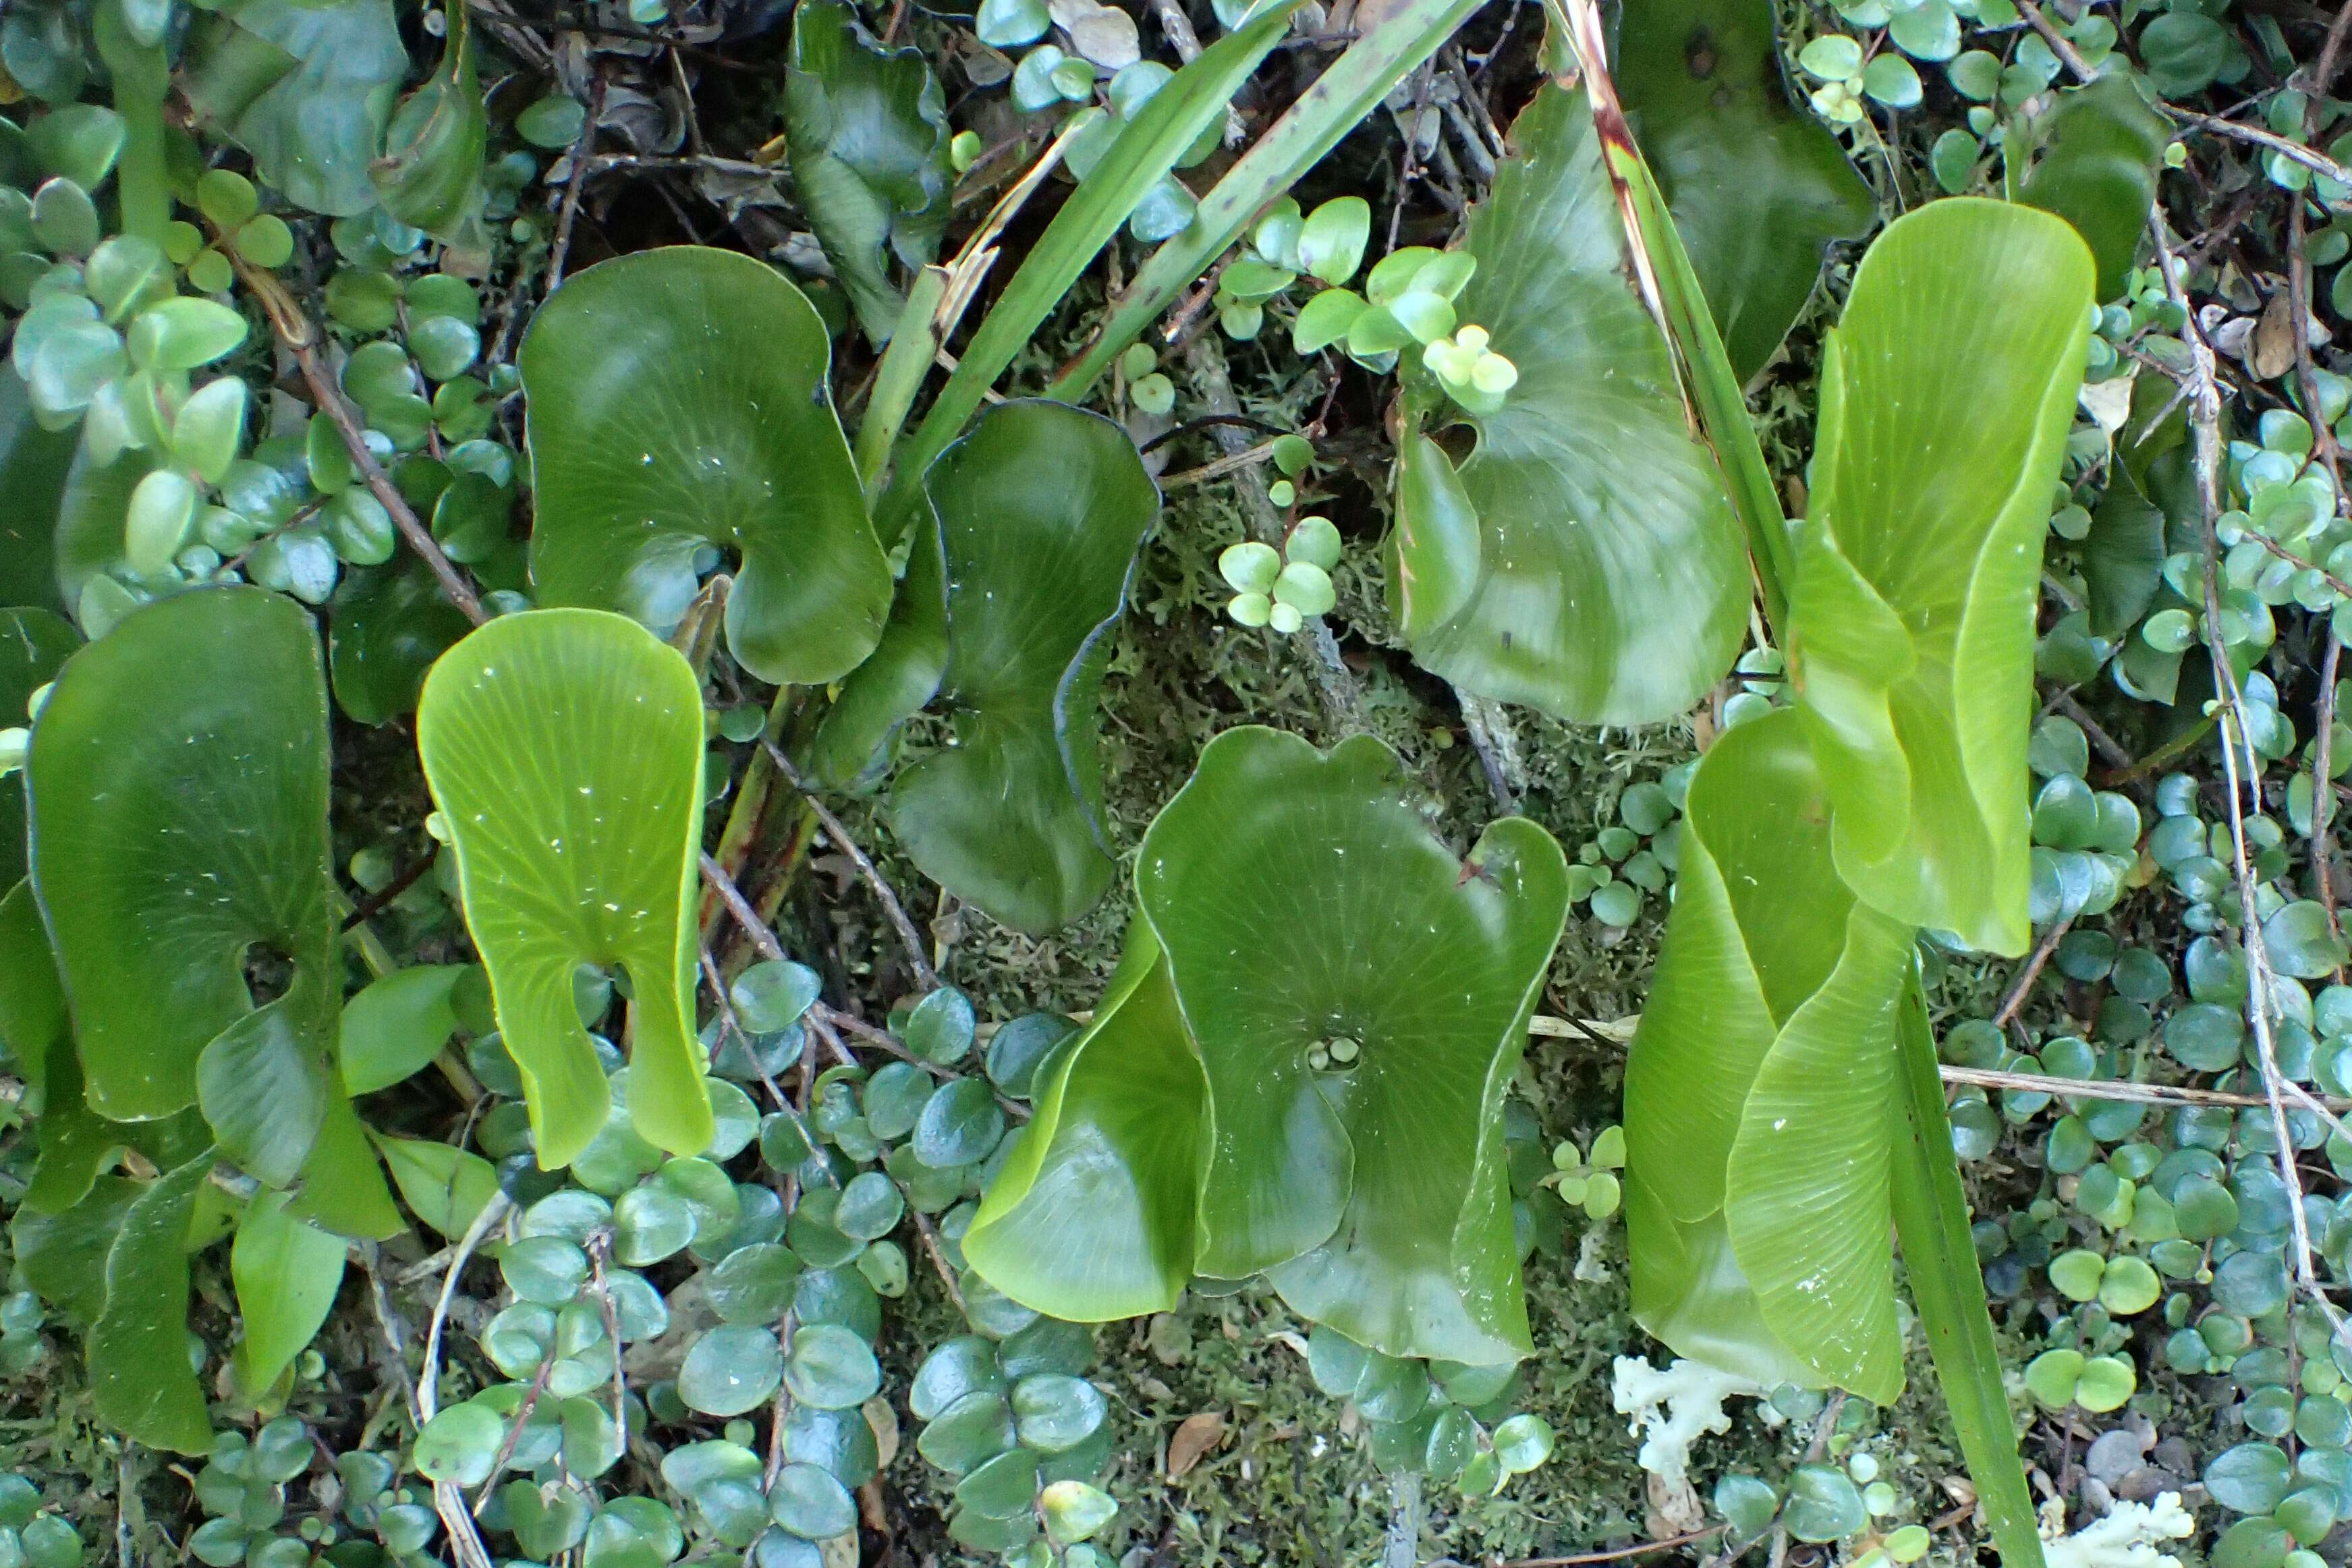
[417,609,715,1168]
[328,559,472,726]
[2081,470,2165,638]
[1614,0,1873,379]
[90,1149,216,1452]
[1395,86,1745,725]
[1144,728,1566,1364]
[181,0,405,217]
[522,248,891,685]
[12,1174,138,1323]
[1788,198,2094,956]
[889,402,1158,932]
[2017,76,2167,302]
[785,0,951,344]
[0,608,76,887]
[28,588,338,1186]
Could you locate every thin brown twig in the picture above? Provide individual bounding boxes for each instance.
[1938,1064,2352,1113]
[2011,0,2095,81]
[2307,0,2352,101]
[223,244,489,625]
[547,76,607,294]
[467,1350,554,1516]
[2046,690,2135,774]
[1992,913,2075,1029]
[2154,218,2352,1351]
[2168,111,2352,189]
[762,741,939,991]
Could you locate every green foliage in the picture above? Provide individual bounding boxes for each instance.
[417,608,714,1168]
[784,0,952,344]
[888,400,1160,932]
[27,589,349,1187]
[179,0,406,217]
[1789,197,2094,956]
[5,0,2343,1563]
[520,247,891,687]
[971,726,1567,1364]
[1614,0,1874,380]
[1393,85,1747,726]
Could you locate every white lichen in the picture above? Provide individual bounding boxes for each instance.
[2040,1493,2197,1568]
[1609,1355,1767,1490]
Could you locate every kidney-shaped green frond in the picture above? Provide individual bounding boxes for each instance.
[889,401,1160,934]
[1789,198,2094,957]
[520,246,891,686]
[1140,726,1568,1365]
[1625,709,1911,1402]
[28,587,339,1187]
[1393,85,1747,725]
[963,926,1206,1320]
[417,608,713,1169]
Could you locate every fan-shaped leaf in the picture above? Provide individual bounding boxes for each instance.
[417,609,714,1169]
[28,588,339,1186]
[1624,709,1909,1401]
[888,401,1159,932]
[1788,198,2094,956]
[1139,727,1567,1363]
[965,928,1204,1318]
[1615,0,1874,380]
[520,248,890,685]
[1394,85,1745,725]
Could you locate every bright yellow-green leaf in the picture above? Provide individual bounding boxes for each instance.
[1625,708,1908,1400]
[1788,198,2094,956]
[417,609,713,1169]
[965,927,1204,1320]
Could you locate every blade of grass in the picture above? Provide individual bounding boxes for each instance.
[856,264,950,499]
[1889,977,2048,1568]
[873,0,1302,538]
[1552,0,1792,635]
[1046,0,1488,402]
